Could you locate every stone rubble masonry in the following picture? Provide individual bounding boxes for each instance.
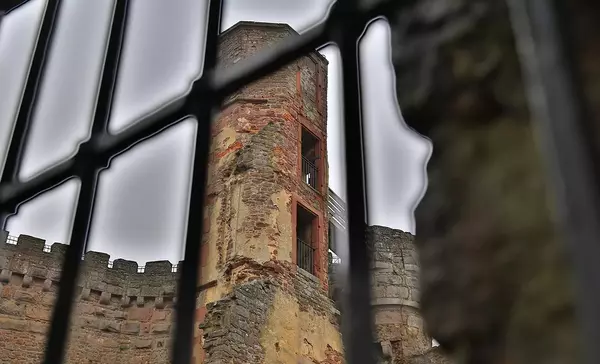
[367,226,450,364]
[200,257,343,364]
[0,234,180,364]
[202,21,330,295]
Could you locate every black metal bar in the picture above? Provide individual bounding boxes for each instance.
[507,1,600,363]
[0,153,75,208]
[170,0,222,362]
[0,0,32,15]
[42,1,130,362]
[0,0,62,189]
[333,3,375,364]
[42,171,99,363]
[302,155,318,189]
[297,238,315,273]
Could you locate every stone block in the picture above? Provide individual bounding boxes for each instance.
[80,288,92,301]
[0,269,11,283]
[0,300,24,316]
[113,259,138,273]
[83,251,110,268]
[0,317,28,331]
[25,305,51,321]
[122,321,140,334]
[42,279,52,292]
[21,275,32,288]
[99,320,121,333]
[29,321,47,334]
[151,322,171,334]
[152,309,168,322]
[99,292,111,305]
[28,266,48,279]
[145,261,172,274]
[14,290,36,303]
[41,292,55,306]
[0,256,8,270]
[80,317,100,330]
[133,339,153,349]
[121,295,131,308]
[128,307,153,321]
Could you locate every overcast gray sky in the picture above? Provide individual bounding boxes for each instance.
[0,0,429,265]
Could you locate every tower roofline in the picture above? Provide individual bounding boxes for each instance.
[220,21,329,65]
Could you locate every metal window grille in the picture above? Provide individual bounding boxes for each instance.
[302,155,318,189]
[43,244,51,253]
[297,238,315,274]
[1,0,598,363]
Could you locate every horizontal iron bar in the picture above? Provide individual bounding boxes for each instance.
[0,0,32,15]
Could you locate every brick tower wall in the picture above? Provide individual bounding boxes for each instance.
[195,22,342,364]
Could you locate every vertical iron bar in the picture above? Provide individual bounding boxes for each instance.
[334,5,375,364]
[43,172,98,363]
[0,0,62,188]
[42,1,130,362]
[171,1,222,363]
[507,1,600,363]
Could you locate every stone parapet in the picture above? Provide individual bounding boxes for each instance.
[0,234,180,307]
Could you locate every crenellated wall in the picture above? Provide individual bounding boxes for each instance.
[0,234,183,364]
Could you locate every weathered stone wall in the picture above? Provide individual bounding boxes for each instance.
[203,21,330,294]
[368,226,432,363]
[197,22,339,364]
[199,258,343,364]
[0,234,181,364]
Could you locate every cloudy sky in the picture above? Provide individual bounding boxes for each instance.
[0,0,429,265]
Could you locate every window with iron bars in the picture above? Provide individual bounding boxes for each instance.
[296,203,317,274]
[301,126,320,190]
[0,0,596,363]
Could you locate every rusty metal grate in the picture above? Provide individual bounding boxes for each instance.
[1,0,598,363]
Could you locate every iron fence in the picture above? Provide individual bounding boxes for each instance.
[302,155,318,189]
[297,238,315,274]
[0,0,598,363]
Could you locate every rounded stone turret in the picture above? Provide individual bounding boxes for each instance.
[368,225,431,361]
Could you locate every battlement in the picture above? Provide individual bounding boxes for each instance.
[0,233,181,307]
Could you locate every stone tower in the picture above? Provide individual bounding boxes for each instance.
[194,22,343,363]
[368,226,436,363]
